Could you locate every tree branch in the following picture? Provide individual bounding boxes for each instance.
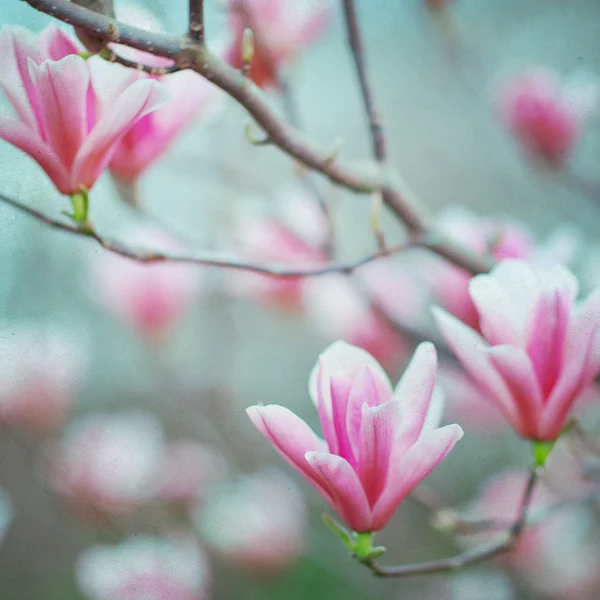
[364,467,538,577]
[189,0,205,43]
[21,0,493,275]
[0,192,415,277]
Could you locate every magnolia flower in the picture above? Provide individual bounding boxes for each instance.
[465,469,600,600]
[49,411,166,516]
[108,4,221,183]
[226,0,333,88]
[0,324,86,431]
[89,227,202,338]
[247,341,463,532]
[497,67,599,166]
[434,259,600,441]
[197,469,306,574]
[77,535,210,600]
[0,24,166,195]
[430,206,580,330]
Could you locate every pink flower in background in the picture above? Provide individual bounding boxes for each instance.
[430,206,580,330]
[108,4,221,182]
[197,469,306,574]
[303,275,408,370]
[247,341,463,532]
[0,25,167,195]
[434,259,600,441]
[77,535,210,600]
[0,325,85,431]
[89,227,203,338]
[226,0,333,88]
[497,67,599,166]
[157,440,229,506]
[49,411,166,517]
[465,469,600,599]
[228,189,328,312]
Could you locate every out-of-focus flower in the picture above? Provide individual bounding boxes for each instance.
[424,0,454,11]
[89,227,203,339]
[49,411,166,517]
[157,440,229,507]
[0,324,86,431]
[465,469,600,600]
[247,341,463,532]
[227,189,327,312]
[0,488,13,546]
[429,206,580,330]
[434,259,600,441]
[77,535,210,600]
[303,275,408,370]
[497,67,599,166]
[108,4,221,183]
[0,24,166,195]
[197,468,306,574]
[226,0,333,88]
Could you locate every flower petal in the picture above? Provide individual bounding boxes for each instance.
[372,424,463,531]
[305,451,372,532]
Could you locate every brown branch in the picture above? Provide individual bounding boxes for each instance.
[364,467,538,577]
[0,192,414,277]
[104,50,179,75]
[189,0,205,43]
[21,0,493,276]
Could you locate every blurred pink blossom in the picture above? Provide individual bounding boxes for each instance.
[435,259,600,440]
[197,469,306,574]
[497,67,599,166]
[50,411,166,517]
[430,206,580,330]
[247,341,463,532]
[89,227,203,339]
[108,4,221,182]
[465,469,600,599]
[157,440,229,507]
[226,0,333,88]
[0,325,85,431]
[0,24,166,195]
[77,535,210,600]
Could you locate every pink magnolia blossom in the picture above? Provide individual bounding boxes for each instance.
[497,67,599,166]
[434,259,600,441]
[430,206,580,330]
[89,227,203,338]
[77,535,210,600]
[0,24,167,195]
[226,0,333,88]
[108,5,221,182]
[303,275,409,370]
[197,469,306,574]
[465,469,600,600]
[157,440,229,506]
[0,325,86,431]
[247,341,463,532]
[49,411,166,517]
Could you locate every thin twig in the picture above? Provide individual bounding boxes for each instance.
[364,467,538,577]
[105,50,179,75]
[21,0,493,276]
[189,0,205,43]
[0,192,414,277]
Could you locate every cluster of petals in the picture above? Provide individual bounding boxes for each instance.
[197,468,306,574]
[497,67,599,166]
[226,0,333,88]
[435,259,600,441]
[0,24,167,195]
[89,226,203,339]
[0,324,85,430]
[247,341,463,532]
[77,535,210,600]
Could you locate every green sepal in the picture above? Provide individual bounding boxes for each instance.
[532,439,555,468]
[322,514,355,552]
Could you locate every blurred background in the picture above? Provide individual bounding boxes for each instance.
[1,0,600,598]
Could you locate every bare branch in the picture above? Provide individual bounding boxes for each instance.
[0,192,414,277]
[189,0,205,43]
[365,467,538,577]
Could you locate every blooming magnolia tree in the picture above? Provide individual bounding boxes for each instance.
[1,1,600,599]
